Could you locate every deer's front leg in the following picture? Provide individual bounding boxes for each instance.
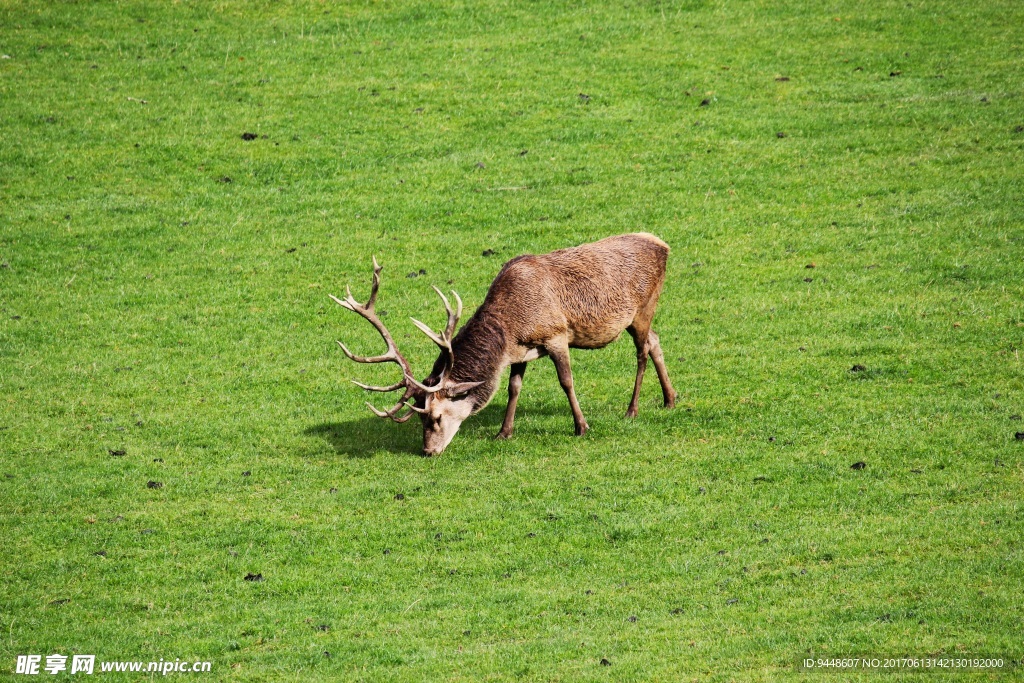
[545,339,589,436]
[496,362,527,439]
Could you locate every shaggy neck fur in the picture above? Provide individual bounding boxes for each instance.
[427,311,507,413]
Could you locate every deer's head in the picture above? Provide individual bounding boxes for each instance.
[331,259,482,456]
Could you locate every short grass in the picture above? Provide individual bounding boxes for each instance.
[2,0,1023,680]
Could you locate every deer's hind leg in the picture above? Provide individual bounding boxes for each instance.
[647,329,677,409]
[626,300,677,417]
[625,323,650,418]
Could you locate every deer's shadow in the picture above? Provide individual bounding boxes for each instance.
[304,402,570,457]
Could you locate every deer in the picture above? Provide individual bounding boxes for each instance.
[330,232,677,456]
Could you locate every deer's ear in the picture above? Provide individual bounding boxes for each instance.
[446,381,484,397]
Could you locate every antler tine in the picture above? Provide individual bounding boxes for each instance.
[365,400,412,420]
[351,379,405,392]
[336,340,397,365]
[408,375,445,394]
[390,405,417,423]
[410,317,449,349]
[452,290,463,323]
[367,256,382,309]
[430,285,462,341]
[329,293,355,312]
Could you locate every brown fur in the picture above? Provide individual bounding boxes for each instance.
[426,232,677,439]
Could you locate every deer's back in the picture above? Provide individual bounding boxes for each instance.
[481,233,669,349]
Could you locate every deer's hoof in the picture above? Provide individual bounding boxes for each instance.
[495,430,513,440]
[574,423,589,437]
[625,407,639,419]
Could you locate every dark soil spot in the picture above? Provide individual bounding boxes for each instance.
[475,162,485,168]
[140,528,154,534]
[698,486,706,493]
[850,364,867,372]
[850,461,867,470]
[699,98,710,106]
[146,480,163,489]
[11,315,21,320]
[980,97,988,103]
[94,550,107,557]
[418,268,426,275]
[775,76,790,82]
[716,549,727,555]
[670,607,684,614]
[482,249,495,256]
[1010,415,1022,421]
[911,468,922,474]
[316,624,329,631]
[890,71,901,77]
[600,658,611,666]
[244,572,263,582]
[586,589,594,595]
[726,598,738,605]
[285,247,296,253]
[776,131,786,138]
[241,471,251,477]
[768,436,776,442]
[803,277,813,282]
[627,615,637,622]
[1014,125,1024,133]
[218,176,232,183]
[109,449,126,456]
[760,537,770,544]
[394,493,405,500]
[527,532,536,538]
[152,458,162,463]
[805,263,816,269]
[329,487,337,493]
[463,630,471,636]
[578,92,591,103]
[49,598,70,606]
[854,66,863,71]
[866,264,879,269]
[753,475,770,482]
[518,149,528,156]
[1015,432,1024,441]
[406,271,418,278]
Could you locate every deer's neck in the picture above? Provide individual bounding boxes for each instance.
[443,311,508,412]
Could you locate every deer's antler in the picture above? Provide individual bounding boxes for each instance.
[410,285,463,382]
[331,258,441,422]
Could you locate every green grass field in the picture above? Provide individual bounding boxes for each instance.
[2,0,1023,679]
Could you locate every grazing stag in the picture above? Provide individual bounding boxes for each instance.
[332,233,677,455]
